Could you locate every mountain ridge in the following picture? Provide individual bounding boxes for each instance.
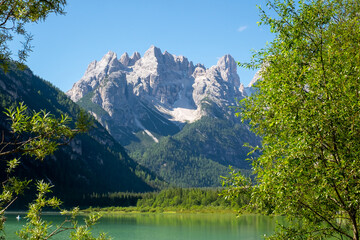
[0,65,164,206]
[67,46,260,187]
[67,46,248,144]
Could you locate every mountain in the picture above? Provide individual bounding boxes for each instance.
[67,46,260,187]
[0,65,164,205]
[68,46,247,144]
[132,116,258,187]
[244,69,261,96]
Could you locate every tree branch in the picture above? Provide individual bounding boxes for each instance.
[45,219,74,239]
[0,3,16,29]
[298,200,353,239]
[0,196,18,215]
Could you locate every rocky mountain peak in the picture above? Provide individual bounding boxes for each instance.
[130,52,141,64]
[143,45,163,60]
[193,65,206,78]
[98,51,123,75]
[119,52,130,66]
[217,54,236,70]
[67,51,123,102]
[213,54,240,87]
[67,47,247,138]
[195,63,206,69]
[99,51,118,66]
[85,60,97,74]
[120,52,141,66]
[63,47,260,189]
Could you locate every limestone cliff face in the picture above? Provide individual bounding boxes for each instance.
[66,47,260,187]
[192,54,242,113]
[126,46,195,107]
[0,66,157,198]
[67,46,246,146]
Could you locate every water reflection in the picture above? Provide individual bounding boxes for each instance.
[93,213,281,240]
[4,213,282,240]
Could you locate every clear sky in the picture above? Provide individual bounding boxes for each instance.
[14,0,274,92]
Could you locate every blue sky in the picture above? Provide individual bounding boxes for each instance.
[16,0,274,92]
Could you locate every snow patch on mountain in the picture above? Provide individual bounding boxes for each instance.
[67,46,248,145]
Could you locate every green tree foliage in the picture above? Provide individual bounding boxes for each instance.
[0,104,108,239]
[225,0,360,239]
[0,102,88,159]
[0,65,157,200]
[17,181,109,240]
[220,167,253,214]
[133,116,257,187]
[82,192,145,208]
[0,0,66,70]
[136,187,248,210]
[0,1,111,238]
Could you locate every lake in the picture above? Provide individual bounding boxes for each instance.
[4,212,281,239]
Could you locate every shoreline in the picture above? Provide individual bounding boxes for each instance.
[81,206,241,215]
[5,207,248,216]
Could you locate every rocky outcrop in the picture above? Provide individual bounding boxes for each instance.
[65,47,260,187]
[0,66,157,201]
[120,52,141,66]
[67,46,247,146]
[192,55,241,111]
[67,51,124,102]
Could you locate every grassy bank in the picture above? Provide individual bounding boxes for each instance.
[82,206,238,214]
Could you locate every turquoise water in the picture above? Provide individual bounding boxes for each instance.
[4,213,280,239]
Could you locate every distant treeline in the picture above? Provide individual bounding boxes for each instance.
[77,192,144,208]
[80,187,250,211]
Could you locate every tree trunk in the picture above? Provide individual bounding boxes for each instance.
[351,212,359,240]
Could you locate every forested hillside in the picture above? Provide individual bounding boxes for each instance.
[0,65,164,206]
[131,114,258,187]
[67,47,260,188]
